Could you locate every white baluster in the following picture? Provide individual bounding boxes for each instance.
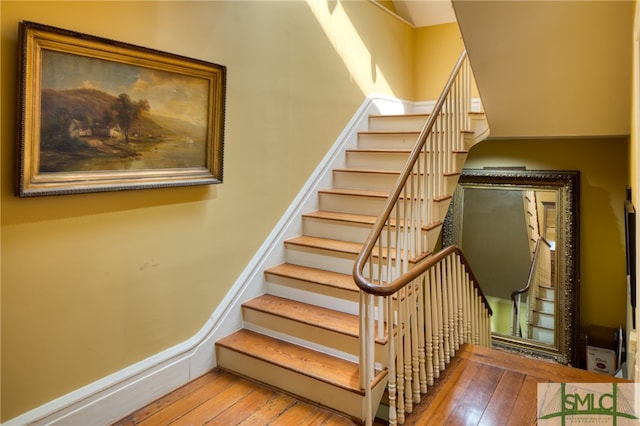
[387,295,397,426]
[396,289,405,424]
[430,267,440,379]
[425,271,434,386]
[417,277,427,393]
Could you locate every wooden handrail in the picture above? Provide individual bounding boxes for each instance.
[352,50,491,314]
[356,244,493,315]
[511,237,552,301]
[353,51,469,295]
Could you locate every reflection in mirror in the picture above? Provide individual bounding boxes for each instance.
[443,169,580,365]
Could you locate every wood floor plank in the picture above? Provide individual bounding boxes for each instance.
[442,363,504,425]
[168,379,255,424]
[409,356,481,425]
[136,371,238,426]
[203,386,277,425]
[478,370,526,426]
[269,401,325,425]
[298,408,356,425]
[235,393,297,425]
[112,372,220,425]
[505,375,548,426]
[401,348,467,425]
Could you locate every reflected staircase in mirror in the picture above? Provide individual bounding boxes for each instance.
[529,284,555,344]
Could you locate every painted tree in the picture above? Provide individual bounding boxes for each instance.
[111,94,150,143]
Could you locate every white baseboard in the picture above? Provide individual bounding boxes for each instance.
[3,94,417,426]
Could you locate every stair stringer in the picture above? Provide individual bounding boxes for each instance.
[0,94,419,426]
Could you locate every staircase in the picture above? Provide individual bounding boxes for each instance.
[216,113,438,419]
[529,284,555,344]
[216,52,491,424]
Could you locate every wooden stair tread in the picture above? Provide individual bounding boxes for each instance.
[347,148,469,155]
[333,167,410,175]
[357,131,420,135]
[244,294,361,338]
[217,329,386,393]
[346,148,413,153]
[265,263,358,293]
[318,187,390,199]
[302,210,377,226]
[368,113,430,119]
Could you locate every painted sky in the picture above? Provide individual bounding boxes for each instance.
[41,49,210,127]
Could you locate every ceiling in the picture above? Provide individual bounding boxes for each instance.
[391,0,456,27]
[393,0,634,139]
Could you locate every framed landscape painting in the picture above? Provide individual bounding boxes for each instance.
[16,21,226,197]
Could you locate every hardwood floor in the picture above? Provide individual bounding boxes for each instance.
[402,344,630,425]
[113,344,629,426]
[111,368,363,425]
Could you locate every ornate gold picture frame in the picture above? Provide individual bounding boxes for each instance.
[16,21,226,197]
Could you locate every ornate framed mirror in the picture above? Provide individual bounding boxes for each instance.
[443,169,580,365]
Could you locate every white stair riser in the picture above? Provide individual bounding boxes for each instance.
[333,170,402,192]
[531,311,555,329]
[284,244,410,278]
[285,244,357,275]
[264,279,359,313]
[346,151,469,174]
[333,171,459,194]
[318,192,387,216]
[303,216,441,251]
[538,287,554,300]
[368,116,428,132]
[357,133,420,150]
[535,298,554,314]
[317,193,450,228]
[346,151,411,172]
[530,326,554,345]
[303,217,373,244]
[216,347,369,420]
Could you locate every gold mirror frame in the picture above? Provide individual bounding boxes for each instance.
[443,169,580,365]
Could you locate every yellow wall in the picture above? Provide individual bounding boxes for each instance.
[465,138,630,331]
[414,22,465,100]
[0,1,416,420]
